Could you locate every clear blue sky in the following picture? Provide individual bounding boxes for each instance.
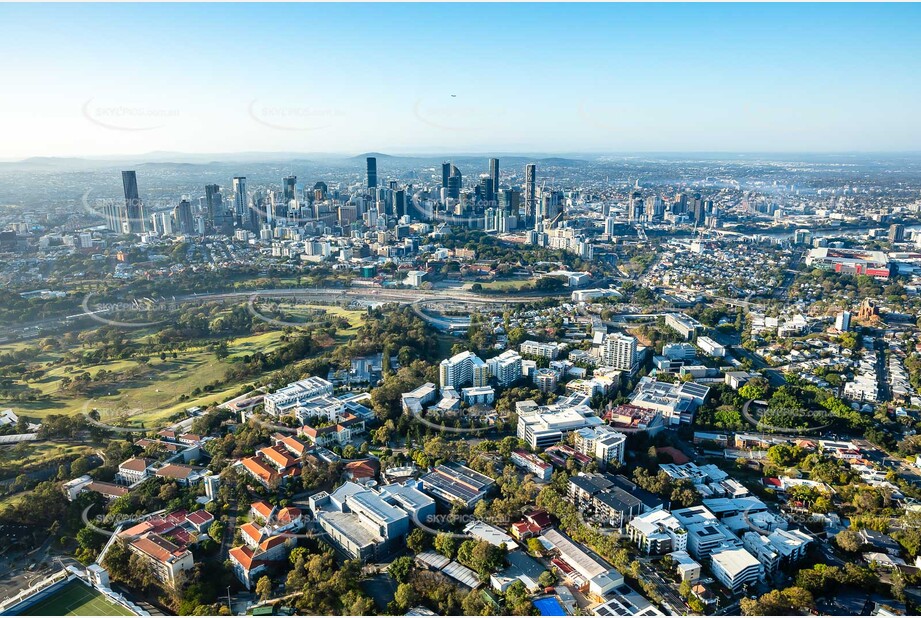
[1,2,920,158]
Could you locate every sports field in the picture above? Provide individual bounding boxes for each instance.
[20,580,135,616]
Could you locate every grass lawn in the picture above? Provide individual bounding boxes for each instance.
[11,332,286,424]
[435,333,460,360]
[9,306,366,427]
[20,580,135,616]
[0,441,97,469]
[461,278,534,291]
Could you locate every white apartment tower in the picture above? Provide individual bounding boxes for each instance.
[439,351,489,389]
[602,333,637,372]
[486,350,522,386]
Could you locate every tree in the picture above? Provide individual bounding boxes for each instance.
[434,533,457,559]
[394,583,418,610]
[388,556,414,584]
[739,377,769,401]
[538,570,556,588]
[835,529,863,553]
[255,575,273,601]
[197,520,219,546]
[526,538,544,555]
[782,587,815,610]
[407,529,430,554]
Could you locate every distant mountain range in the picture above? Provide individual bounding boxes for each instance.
[0,151,596,171]
[3,151,920,172]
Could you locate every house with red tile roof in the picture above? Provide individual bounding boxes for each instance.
[240,456,281,488]
[117,457,153,485]
[229,546,268,590]
[276,506,302,527]
[343,460,377,485]
[135,438,183,453]
[274,433,308,458]
[127,533,194,588]
[155,463,203,486]
[299,414,366,448]
[258,445,299,472]
[240,522,268,548]
[83,481,129,501]
[185,510,214,534]
[228,533,297,589]
[511,520,543,540]
[250,500,276,523]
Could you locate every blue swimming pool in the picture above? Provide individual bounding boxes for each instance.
[533,597,567,616]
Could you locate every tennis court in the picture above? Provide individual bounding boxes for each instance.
[20,579,135,616]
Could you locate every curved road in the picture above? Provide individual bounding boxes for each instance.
[3,286,568,340]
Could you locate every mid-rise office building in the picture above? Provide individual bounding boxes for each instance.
[572,425,627,466]
[264,376,335,416]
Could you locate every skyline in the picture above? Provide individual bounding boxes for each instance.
[2,3,921,159]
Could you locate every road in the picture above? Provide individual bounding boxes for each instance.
[874,337,891,404]
[220,497,239,561]
[636,560,686,615]
[714,600,740,616]
[1,285,569,341]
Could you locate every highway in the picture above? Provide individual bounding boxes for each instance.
[2,285,569,340]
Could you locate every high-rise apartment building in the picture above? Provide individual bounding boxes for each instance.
[602,333,637,372]
[439,351,489,389]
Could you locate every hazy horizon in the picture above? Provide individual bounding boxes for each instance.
[6,148,921,165]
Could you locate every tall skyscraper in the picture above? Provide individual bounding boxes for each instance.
[628,191,644,222]
[232,176,247,227]
[691,193,705,225]
[283,176,298,204]
[488,158,499,203]
[446,164,462,199]
[205,184,222,228]
[121,171,145,234]
[102,201,121,232]
[673,192,688,215]
[478,177,494,206]
[278,175,297,221]
[540,189,561,221]
[393,189,406,218]
[498,188,518,215]
[442,162,451,189]
[524,163,537,227]
[174,199,194,234]
[367,157,377,189]
[889,224,905,243]
[206,183,234,232]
